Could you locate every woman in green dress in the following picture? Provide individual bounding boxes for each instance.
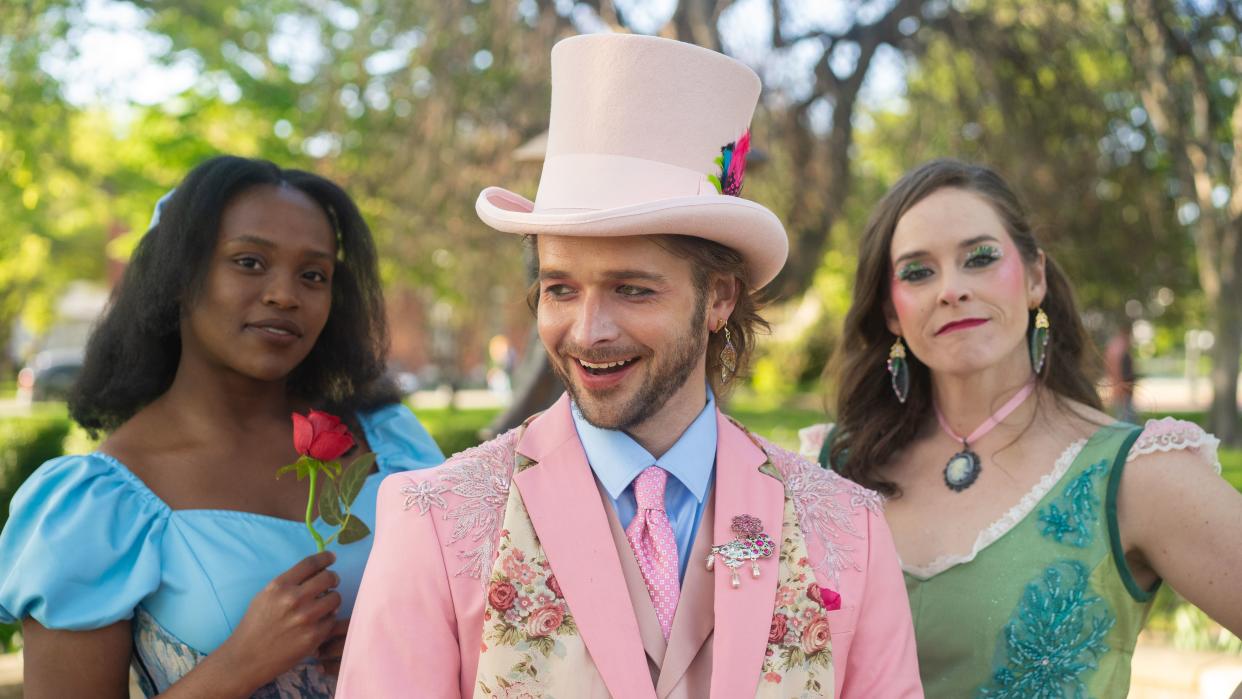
[801,159,1242,698]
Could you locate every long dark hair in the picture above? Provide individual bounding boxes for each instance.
[829,159,1101,496]
[71,155,399,434]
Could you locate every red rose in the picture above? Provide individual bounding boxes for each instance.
[800,617,831,656]
[546,575,562,598]
[292,410,355,461]
[768,613,788,644]
[524,605,564,637]
[807,583,822,605]
[487,580,518,611]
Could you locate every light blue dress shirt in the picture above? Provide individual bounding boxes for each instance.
[571,391,717,582]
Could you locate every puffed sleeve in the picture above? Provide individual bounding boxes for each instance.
[359,403,446,475]
[1128,417,1222,474]
[0,454,168,630]
[798,422,835,460]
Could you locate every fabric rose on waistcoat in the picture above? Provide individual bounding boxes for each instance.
[524,605,565,637]
[488,580,518,611]
[769,614,788,644]
[800,617,831,656]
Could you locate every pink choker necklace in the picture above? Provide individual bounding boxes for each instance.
[933,381,1036,492]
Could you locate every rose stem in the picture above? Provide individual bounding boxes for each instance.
[306,466,327,552]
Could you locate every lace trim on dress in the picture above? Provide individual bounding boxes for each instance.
[400,428,520,583]
[902,439,1089,580]
[756,434,883,589]
[903,418,1223,579]
[1127,417,1222,475]
[797,423,834,460]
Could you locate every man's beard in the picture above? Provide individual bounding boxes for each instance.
[550,300,708,432]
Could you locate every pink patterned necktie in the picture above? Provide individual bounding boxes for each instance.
[625,465,680,640]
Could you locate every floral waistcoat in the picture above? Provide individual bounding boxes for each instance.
[405,419,867,699]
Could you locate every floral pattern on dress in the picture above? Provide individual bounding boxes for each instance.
[978,560,1114,699]
[757,498,837,698]
[1037,459,1108,548]
[131,606,335,698]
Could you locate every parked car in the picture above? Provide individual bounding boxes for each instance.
[16,348,85,403]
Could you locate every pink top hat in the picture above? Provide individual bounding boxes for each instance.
[475,33,789,289]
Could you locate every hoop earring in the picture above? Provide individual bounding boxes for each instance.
[887,337,910,404]
[1030,308,1050,375]
[719,324,738,383]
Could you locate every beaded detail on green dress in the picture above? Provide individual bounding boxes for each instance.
[800,416,1222,699]
[1037,459,1108,548]
[978,560,1114,698]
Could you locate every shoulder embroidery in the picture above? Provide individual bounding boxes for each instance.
[754,434,882,588]
[400,428,520,580]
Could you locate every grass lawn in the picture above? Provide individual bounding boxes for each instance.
[1220,447,1242,491]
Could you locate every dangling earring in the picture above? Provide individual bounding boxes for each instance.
[887,337,910,404]
[719,321,737,383]
[1029,307,1050,375]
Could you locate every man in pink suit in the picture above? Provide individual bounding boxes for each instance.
[338,33,922,698]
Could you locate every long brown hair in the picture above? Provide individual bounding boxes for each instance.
[829,159,1101,497]
[654,235,770,397]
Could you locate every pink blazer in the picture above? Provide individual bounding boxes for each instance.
[337,395,921,698]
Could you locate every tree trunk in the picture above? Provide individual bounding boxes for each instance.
[1208,294,1241,444]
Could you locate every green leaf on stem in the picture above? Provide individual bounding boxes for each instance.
[278,455,318,481]
[318,476,343,526]
[340,452,375,506]
[338,515,371,544]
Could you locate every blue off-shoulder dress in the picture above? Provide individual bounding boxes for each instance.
[0,403,444,698]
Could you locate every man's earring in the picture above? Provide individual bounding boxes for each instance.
[719,321,737,383]
[887,337,910,404]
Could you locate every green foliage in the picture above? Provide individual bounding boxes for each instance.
[413,406,500,456]
[1147,585,1242,654]
[1219,447,1242,492]
[0,621,19,654]
[0,412,72,531]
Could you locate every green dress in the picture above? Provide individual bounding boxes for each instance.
[801,418,1222,699]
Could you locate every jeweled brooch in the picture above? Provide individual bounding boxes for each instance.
[706,514,775,588]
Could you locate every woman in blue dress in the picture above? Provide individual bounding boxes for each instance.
[0,155,444,697]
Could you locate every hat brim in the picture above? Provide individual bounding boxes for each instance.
[476,186,788,289]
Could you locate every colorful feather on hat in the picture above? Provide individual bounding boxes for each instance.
[707,129,751,196]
